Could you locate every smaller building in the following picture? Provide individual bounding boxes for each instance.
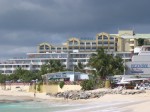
[45,71,89,82]
[126,45,150,75]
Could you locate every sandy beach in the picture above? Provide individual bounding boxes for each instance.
[0,89,150,112]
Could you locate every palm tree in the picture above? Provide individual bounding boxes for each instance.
[40,60,65,74]
[74,62,85,73]
[137,38,144,46]
[88,48,124,80]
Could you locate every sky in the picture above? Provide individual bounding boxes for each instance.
[0,0,150,59]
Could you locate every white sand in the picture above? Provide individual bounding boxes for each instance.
[0,89,150,112]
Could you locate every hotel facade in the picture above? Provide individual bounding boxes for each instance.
[1,30,150,74]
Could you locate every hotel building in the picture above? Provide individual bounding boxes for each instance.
[0,30,150,74]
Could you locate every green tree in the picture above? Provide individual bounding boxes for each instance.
[0,74,6,83]
[88,48,124,80]
[80,80,95,90]
[59,81,65,89]
[74,62,85,73]
[137,38,144,46]
[8,67,42,83]
[40,60,65,74]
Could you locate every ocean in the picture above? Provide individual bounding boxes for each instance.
[0,100,76,112]
[0,99,131,112]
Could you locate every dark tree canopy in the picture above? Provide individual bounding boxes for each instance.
[88,48,124,80]
[137,38,144,46]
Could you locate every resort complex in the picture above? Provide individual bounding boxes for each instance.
[1,30,150,112]
[0,30,150,76]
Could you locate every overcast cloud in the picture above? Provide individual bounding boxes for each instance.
[0,0,150,59]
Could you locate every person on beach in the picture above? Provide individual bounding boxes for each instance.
[34,92,36,97]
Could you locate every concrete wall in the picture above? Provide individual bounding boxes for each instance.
[0,83,30,92]
[0,83,82,94]
[29,84,82,94]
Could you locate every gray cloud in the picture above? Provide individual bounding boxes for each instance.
[0,0,150,58]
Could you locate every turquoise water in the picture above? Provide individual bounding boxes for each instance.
[0,101,74,112]
[0,99,130,112]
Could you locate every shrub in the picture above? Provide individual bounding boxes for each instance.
[80,80,95,90]
[37,83,41,92]
[59,81,65,89]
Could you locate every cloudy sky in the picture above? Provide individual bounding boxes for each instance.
[0,0,150,59]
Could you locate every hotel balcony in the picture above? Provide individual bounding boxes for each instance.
[103,44,109,47]
[109,44,115,47]
[0,68,6,70]
[97,44,103,46]
[129,44,134,46]
[130,39,135,41]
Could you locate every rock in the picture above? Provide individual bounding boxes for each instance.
[52,89,146,100]
[79,93,88,99]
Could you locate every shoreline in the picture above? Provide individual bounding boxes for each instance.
[1,89,150,112]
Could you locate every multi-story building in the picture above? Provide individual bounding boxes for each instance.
[38,30,150,53]
[1,30,150,74]
[0,51,93,74]
[117,30,150,52]
[38,33,118,53]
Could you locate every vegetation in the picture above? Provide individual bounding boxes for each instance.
[74,62,85,73]
[59,81,65,89]
[80,80,95,90]
[40,60,65,75]
[0,74,6,83]
[37,82,42,92]
[80,48,124,90]
[137,38,144,46]
[88,48,124,80]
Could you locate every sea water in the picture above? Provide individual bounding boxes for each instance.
[0,101,74,112]
[0,99,131,112]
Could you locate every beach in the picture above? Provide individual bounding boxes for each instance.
[0,89,150,112]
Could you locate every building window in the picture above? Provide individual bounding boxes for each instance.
[92,42,96,45]
[0,65,4,68]
[63,48,67,50]
[74,47,79,49]
[103,42,108,44]
[103,36,108,40]
[110,37,114,40]
[51,48,55,50]
[57,47,61,50]
[69,47,73,49]
[80,42,85,45]
[92,47,96,49]
[69,41,73,45]
[39,46,44,50]
[45,45,50,50]
[5,65,12,68]
[110,47,114,49]
[110,42,114,44]
[74,41,78,45]
[80,47,85,49]
[86,42,90,45]
[86,47,91,49]
[73,59,77,62]
[0,70,4,73]
[5,70,12,73]
[98,36,102,40]
[98,42,102,44]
